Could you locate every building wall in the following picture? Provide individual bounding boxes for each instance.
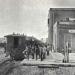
[53,22,58,51]
[58,29,65,50]
[53,22,75,52]
[71,34,75,52]
[54,25,75,52]
[53,21,66,51]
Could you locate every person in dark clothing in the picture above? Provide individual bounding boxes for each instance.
[42,46,46,59]
[35,45,40,60]
[40,46,44,61]
[27,45,32,60]
[47,45,50,56]
[23,46,28,58]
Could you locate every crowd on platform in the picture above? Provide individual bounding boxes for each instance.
[23,44,51,61]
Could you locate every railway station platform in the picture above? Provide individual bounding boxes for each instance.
[20,52,64,66]
[20,52,75,67]
[20,52,75,75]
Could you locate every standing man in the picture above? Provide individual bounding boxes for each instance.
[28,45,31,60]
[23,46,29,59]
[31,46,35,59]
[43,46,46,59]
[63,42,69,63]
[47,44,50,55]
[40,46,43,61]
[35,45,40,60]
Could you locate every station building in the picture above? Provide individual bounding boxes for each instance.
[53,18,75,52]
[48,8,75,45]
[48,8,75,52]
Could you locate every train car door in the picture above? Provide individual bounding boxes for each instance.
[14,37,19,48]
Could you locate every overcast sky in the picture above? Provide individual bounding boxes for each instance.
[0,0,75,39]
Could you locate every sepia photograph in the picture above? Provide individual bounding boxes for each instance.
[0,0,75,75]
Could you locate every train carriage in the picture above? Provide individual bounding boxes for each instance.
[5,33,45,61]
[5,34,26,60]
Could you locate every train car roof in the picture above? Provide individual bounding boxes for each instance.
[4,34,26,37]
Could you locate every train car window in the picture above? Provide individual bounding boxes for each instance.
[14,37,19,48]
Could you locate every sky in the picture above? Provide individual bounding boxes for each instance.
[0,0,75,39]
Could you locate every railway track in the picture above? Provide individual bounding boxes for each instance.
[0,59,17,75]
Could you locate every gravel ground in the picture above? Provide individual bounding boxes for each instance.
[6,64,75,75]
[0,47,75,75]
[0,60,75,75]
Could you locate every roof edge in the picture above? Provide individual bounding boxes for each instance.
[49,8,75,11]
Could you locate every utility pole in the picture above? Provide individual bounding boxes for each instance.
[64,42,69,63]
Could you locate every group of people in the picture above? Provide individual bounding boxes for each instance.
[23,44,50,61]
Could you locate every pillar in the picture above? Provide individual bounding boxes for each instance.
[48,9,54,47]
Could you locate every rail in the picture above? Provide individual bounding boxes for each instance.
[0,59,17,75]
[20,62,75,75]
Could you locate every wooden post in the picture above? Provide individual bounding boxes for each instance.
[66,46,69,63]
[65,42,69,63]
